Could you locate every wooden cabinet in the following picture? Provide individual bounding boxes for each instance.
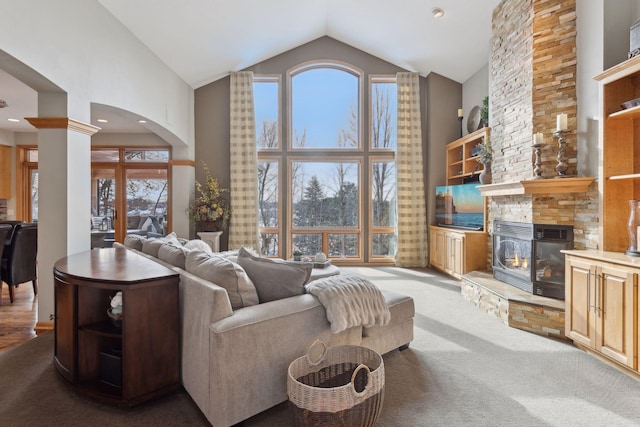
[446,127,490,185]
[565,251,638,372]
[594,56,640,251]
[430,225,487,279]
[54,248,180,406]
[0,145,11,199]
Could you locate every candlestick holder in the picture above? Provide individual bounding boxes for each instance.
[553,130,569,178]
[532,142,545,179]
[458,116,463,138]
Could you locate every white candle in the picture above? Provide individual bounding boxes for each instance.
[533,132,543,145]
[556,113,567,131]
[458,108,464,118]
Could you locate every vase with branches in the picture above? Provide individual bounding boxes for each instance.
[188,163,231,231]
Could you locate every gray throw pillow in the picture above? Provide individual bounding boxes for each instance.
[237,247,312,303]
[141,239,164,257]
[184,239,213,255]
[158,243,190,269]
[123,234,145,251]
[185,250,259,310]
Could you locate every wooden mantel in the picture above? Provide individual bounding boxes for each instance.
[478,176,595,197]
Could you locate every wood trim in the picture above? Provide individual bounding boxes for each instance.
[478,176,595,197]
[25,117,101,135]
[35,321,54,335]
[169,159,196,167]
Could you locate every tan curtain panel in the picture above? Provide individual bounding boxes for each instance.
[395,72,427,267]
[229,71,260,250]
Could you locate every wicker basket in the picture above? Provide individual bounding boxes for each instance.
[287,340,385,426]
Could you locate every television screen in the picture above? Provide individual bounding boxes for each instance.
[435,183,484,231]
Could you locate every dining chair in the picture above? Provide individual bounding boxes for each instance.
[1,223,38,303]
[0,224,14,304]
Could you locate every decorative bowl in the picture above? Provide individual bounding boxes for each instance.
[621,97,640,110]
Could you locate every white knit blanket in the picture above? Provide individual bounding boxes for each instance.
[305,275,391,334]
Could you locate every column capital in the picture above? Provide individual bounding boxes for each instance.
[25,117,101,135]
[169,159,196,167]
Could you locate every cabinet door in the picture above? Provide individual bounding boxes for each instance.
[54,278,77,382]
[565,257,595,348]
[596,264,635,368]
[0,145,10,199]
[430,229,445,270]
[451,234,464,276]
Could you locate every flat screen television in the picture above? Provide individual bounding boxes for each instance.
[435,183,484,231]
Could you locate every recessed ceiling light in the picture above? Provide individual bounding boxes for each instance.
[138,119,147,124]
[432,7,445,18]
[96,119,108,123]
[7,118,19,122]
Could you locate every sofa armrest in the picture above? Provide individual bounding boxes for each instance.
[207,295,362,426]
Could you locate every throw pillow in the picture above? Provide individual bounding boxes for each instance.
[123,234,145,251]
[158,243,190,269]
[141,238,164,258]
[185,250,259,310]
[184,239,213,255]
[237,247,312,303]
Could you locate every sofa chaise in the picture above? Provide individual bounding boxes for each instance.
[115,235,414,427]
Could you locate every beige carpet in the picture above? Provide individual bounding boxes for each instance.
[2,267,640,426]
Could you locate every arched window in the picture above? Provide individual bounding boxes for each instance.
[254,61,397,264]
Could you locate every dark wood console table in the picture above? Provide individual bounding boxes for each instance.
[54,248,180,406]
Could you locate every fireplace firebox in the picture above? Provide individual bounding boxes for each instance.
[493,221,573,300]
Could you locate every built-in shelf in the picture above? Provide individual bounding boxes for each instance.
[609,173,640,181]
[609,105,640,120]
[478,176,595,197]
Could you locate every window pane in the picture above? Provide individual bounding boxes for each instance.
[291,161,358,228]
[259,233,279,257]
[329,234,358,257]
[371,161,396,227]
[124,149,169,162]
[371,82,397,149]
[291,68,358,149]
[254,80,279,149]
[91,148,119,162]
[292,234,321,257]
[30,169,38,222]
[126,168,168,237]
[258,159,278,227]
[26,149,38,162]
[372,234,396,257]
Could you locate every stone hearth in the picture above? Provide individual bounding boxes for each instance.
[460,270,566,340]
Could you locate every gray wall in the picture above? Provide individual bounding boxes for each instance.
[462,64,489,137]
[425,73,462,232]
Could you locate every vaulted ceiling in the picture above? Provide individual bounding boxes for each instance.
[1,0,501,133]
[99,0,501,88]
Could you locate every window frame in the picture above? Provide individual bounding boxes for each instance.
[287,60,365,153]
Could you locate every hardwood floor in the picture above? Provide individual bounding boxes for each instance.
[0,283,37,354]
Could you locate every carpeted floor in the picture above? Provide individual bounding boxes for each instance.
[2,267,640,426]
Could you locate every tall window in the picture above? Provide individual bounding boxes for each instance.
[255,62,397,264]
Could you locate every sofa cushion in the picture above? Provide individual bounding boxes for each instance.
[158,243,190,269]
[141,239,164,257]
[186,250,259,310]
[123,234,145,251]
[184,239,213,255]
[237,247,312,303]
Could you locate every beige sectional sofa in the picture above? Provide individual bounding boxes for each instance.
[115,236,414,427]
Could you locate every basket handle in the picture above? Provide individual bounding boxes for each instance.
[305,339,328,366]
[350,364,371,396]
